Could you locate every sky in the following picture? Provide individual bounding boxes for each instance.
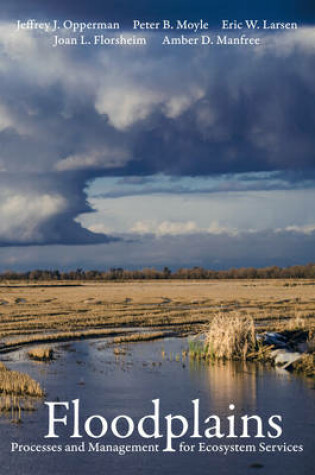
[0,1,315,270]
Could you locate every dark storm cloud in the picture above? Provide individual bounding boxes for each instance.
[122,50,315,176]
[0,23,315,246]
[1,228,315,271]
[91,171,315,200]
[2,0,315,25]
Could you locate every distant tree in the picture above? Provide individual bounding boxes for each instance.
[163,267,172,279]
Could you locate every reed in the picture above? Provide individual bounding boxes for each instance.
[188,340,208,360]
[113,331,171,344]
[113,347,126,355]
[28,347,53,361]
[0,362,44,397]
[286,314,308,330]
[204,313,256,360]
[290,353,315,377]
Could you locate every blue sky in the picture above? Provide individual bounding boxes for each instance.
[0,1,315,270]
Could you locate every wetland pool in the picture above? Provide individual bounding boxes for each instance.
[0,337,314,475]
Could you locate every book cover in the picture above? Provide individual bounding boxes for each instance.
[0,1,314,474]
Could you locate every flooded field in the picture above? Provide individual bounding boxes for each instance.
[0,337,314,475]
[0,281,314,473]
[1,280,315,351]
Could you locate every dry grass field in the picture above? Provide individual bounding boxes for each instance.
[0,279,314,402]
[0,279,315,352]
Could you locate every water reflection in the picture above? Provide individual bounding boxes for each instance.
[0,338,314,475]
[206,360,257,407]
[0,394,38,423]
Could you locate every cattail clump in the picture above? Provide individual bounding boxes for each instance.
[205,313,256,360]
[0,362,44,397]
[28,347,53,361]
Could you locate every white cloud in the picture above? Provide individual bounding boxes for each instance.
[129,219,239,236]
[55,147,130,171]
[163,89,204,118]
[0,102,30,136]
[0,103,13,131]
[95,85,204,130]
[258,27,315,57]
[276,224,315,235]
[86,223,113,234]
[207,221,239,236]
[95,87,163,130]
[0,193,67,242]
[131,220,197,236]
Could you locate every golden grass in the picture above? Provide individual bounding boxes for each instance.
[113,331,171,344]
[0,280,313,377]
[28,347,53,361]
[204,313,256,360]
[198,312,315,376]
[0,280,314,353]
[3,328,126,350]
[113,347,126,356]
[291,353,315,377]
[0,362,43,397]
[286,314,308,330]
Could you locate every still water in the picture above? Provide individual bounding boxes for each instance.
[0,337,314,475]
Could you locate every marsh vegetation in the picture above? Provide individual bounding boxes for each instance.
[187,312,315,377]
[0,280,314,376]
[204,313,256,360]
[28,347,54,361]
[0,361,43,397]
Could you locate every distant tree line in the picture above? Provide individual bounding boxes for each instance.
[2,263,315,281]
